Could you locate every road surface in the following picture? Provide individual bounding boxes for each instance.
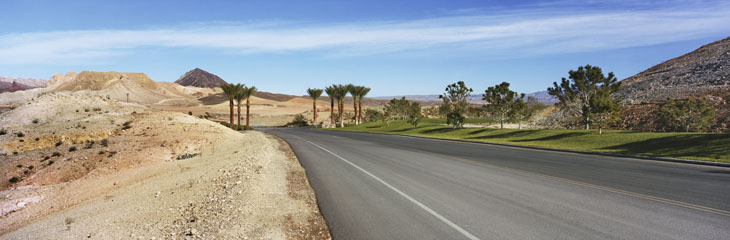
[262,128,730,240]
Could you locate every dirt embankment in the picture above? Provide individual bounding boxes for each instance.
[0,93,329,239]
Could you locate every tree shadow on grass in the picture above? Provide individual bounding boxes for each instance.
[366,125,381,129]
[467,128,496,135]
[468,130,536,140]
[420,127,457,134]
[512,132,590,142]
[601,134,730,160]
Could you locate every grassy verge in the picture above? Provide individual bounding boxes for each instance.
[328,119,730,163]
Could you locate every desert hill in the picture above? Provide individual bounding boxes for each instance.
[175,68,227,88]
[618,36,730,102]
[0,76,47,93]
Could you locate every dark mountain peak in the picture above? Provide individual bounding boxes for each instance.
[175,68,227,88]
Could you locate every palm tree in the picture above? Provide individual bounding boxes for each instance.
[349,86,363,124]
[221,83,243,128]
[357,87,371,125]
[307,88,324,127]
[324,86,336,126]
[332,84,351,128]
[241,86,258,129]
[233,87,247,130]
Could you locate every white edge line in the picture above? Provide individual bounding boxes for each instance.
[299,137,480,240]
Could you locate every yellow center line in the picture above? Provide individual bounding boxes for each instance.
[444,154,730,217]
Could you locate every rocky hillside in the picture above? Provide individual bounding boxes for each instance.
[619,36,730,102]
[174,68,227,88]
[0,76,47,93]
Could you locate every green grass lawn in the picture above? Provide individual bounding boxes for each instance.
[329,119,730,163]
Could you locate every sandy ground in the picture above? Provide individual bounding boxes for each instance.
[0,93,329,239]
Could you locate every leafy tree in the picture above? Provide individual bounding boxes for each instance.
[547,65,620,129]
[241,86,258,129]
[483,82,521,129]
[381,110,392,126]
[510,96,545,129]
[384,97,411,120]
[324,86,336,126]
[439,81,472,129]
[307,88,323,126]
[357,87,371,125]
[588,88,622,134]
[363,108,382,123]
[407,101,423,127]
[656,98,715,132]
[220,83,243,129]
[287,114,309,127]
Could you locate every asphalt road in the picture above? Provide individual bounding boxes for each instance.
[261,128,730,240]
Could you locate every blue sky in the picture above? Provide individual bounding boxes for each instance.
[1,0,729,96]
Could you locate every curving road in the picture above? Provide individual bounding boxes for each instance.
[262,128,730,240]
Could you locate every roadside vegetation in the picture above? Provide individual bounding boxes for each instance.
[332,119,730,163]
[310,64,727,163]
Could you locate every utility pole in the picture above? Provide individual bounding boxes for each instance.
[126,93,129,103]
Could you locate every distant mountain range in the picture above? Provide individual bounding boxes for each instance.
[373,90,558,105]
[0,76,47,93]
[175,68,227,88]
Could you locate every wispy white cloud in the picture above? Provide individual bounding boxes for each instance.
[1,2,729,64]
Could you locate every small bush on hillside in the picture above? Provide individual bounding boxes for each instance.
[188,111,192,115]
[16,132,24,138]
[92,107,101,112]
[286,114,309,127]
[16,164,23,168]
[100,139,109,147]
[28,165,34,170]
[52,152,62,157]
[32,119,39,124]
[69,146,77,152]
[9,177,19,183]
[55,141,62,147]
[0,129,6,135]
[84,141,95,149]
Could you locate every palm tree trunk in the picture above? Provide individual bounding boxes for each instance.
[339,101,344,128]
[330,99,335,126]
[229,100,234,128]
[237,102,241,131]
[358,99,363,124]
[246,99,251,129]
[313,100,317,127]
[353,97,358,124]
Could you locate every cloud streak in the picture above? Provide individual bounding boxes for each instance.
[1,2,730,64]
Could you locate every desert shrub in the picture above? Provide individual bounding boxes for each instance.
[48,160,54,165]
[69,146,77,152]
[28,165,33,170]
[286,114,309,127]
[188,111,193,115]
[9,177,19,183]
[52,152,62,157]
[100,139,109,147]
[176,153,200,160]
[98,151,105,155]
[0,129,6,135]
[18,139,24,142]
[55,141,62,147]
[92,107,101,111]
[32,119,39,124]
[43,156,50,161]
[84,141,95,149]
[16,164,22,168]
[23,170,29,175]
[84,108,90,112]
[121,121,132,130]
[16,132,24,138]
[12,152,18,155]
[35,137,39,141]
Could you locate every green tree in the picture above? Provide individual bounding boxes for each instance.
[381,110,392,126]
[220,83,243,129]
[440,81,472,129]
[483,82,521,129]
[656,98,715,132]
[363,108,382,123]
[407,101,423,127]
[588,88,622,134]
[324,86,336,126]
[384,97,411,120]
[547,65,620,129]
[241,86,257,129]
[307,88,323,126]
